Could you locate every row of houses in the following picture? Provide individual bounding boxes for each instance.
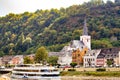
[0,54,35,66]
[84,48,120,67]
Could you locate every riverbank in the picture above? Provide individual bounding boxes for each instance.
[60,71,120,77]
[60,67,120,72]
[61,76,120,80]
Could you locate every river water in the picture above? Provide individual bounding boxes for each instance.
[1,74,120,80]
[10,76,120,80]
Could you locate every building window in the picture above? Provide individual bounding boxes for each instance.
[111,54,113,57]
[87,39,89,42]
[81,46,83,49]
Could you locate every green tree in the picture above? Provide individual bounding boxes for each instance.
[106,59,113,67]
[0,51,4,57]
[34,46,48,64]
[91,39,112,49]
[111,40,120,47]
[70,62,77,69]
[48,56,58,66]
[72,30,82,40]
[24,56,33,64]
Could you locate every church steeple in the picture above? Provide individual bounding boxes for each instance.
[80,18,91,50]
[82,18,88,35]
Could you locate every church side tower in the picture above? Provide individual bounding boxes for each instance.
[80,19,91,50]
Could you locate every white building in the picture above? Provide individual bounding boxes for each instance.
[58,51,72,65]
[49,51,72,65]
[84,49,101,67]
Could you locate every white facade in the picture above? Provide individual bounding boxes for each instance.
[58,51,72,65]
[84,49,101,67]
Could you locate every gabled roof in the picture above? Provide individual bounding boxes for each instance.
[70,40,85,50]
[48,52,65,57]
[97,47,120,58]
[48,51,72,57]
[84,49,101,56]
[100,47,120,55]
[2,55,14,62]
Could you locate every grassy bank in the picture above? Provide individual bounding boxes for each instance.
[60,71,120,77]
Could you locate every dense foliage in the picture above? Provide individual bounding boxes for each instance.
[24,56,34,64]
[34,46,48,64]
[47,56,58,66]
[0,0,120,56]
[70,62,77,69]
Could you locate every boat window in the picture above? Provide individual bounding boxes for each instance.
[16,65,31,67]
[53,69,58,71]
[14,69,39,72]
[41,69,51,72]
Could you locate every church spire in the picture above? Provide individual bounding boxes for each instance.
[82,18,88,35]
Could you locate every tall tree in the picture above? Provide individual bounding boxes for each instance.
[34,46,48,64]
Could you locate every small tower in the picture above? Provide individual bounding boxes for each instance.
[82,19,88,35]
[80,18,91,50]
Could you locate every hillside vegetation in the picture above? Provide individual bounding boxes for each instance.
[0,0,120,56]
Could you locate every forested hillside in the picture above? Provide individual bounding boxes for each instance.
[0,0,120,56]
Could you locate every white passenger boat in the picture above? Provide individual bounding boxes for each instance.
[11,64,60,80]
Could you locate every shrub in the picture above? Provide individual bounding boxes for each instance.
[60,71,68,76]
[68,69,76,71]
[96,68,106,71]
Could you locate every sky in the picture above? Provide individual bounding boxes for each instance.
[0,0,114,17]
